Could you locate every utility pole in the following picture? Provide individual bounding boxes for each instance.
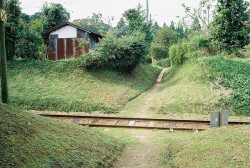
[0,0,8,104]
[146,0,149,22]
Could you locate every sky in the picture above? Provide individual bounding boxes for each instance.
[20,0,201,27]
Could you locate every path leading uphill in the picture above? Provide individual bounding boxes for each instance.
[113,68,167,168]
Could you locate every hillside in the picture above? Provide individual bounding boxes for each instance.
[0,104,126,167]
[159,125,250,167]
[145,56,250,118]
[5,60,161,113]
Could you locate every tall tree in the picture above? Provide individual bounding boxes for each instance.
[30,12,42,21]
[117,17,126,29]
[20,13,30,24]
[191,17,201,31]
[116,17,127,37]
[152,21,161,34]
[163,22,167,28]
[123,5,153,44]
[42,3,70,33]
[182,0,215,28]
[5,0,21,60]
[212,0,249,49]
[176,24,185,40]
[170,21,175,31]
[73,13,111,35]
[151,27,177,59]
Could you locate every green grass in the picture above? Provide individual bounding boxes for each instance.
[152,56,249,117]
[154,61,225,116]
[0,104,131,167]
[4,60,161,113]
[158,126,250,168]
[200,56,250,115]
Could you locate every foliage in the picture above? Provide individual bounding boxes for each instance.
[73,13,111,35]
[169,43,185,66]
[201,56,250,115]
[169,33,211,66]
[42,3,70,33]
[116,17,127,37]
[16,25,42,59]
[80,31,148,72]
[5,0,21,60]
[30,12,42,21]
[156,58,170,68]
[211,0,249,50]
[182,0,215,28]
[152,21,161,34]
[77,38,89,54]
[20,13,30,23]
[151,27,177,59]
[170,21,188,40]
[191,17,201,31]
[3,60,160,112]
[123,5,153,46]
[0,105,125,167]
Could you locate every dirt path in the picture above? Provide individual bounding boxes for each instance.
[113,68,167,168]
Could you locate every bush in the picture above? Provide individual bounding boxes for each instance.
[79,31,148,72]
[151,27,177,59]
[16,26,42,59]
[156,58,170,68]
[169,43,186,66]
[169,33,212,66]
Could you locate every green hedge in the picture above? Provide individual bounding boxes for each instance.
[79,31,148,72]
[169,34,211,66]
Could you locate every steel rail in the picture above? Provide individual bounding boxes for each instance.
[37,113,250,125]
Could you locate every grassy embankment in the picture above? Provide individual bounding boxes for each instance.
[157,125,250,167]
[152,56,249,118]
[4,60,161,113]
[0,104,137,167]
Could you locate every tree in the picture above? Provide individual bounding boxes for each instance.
[191,17,201,31]
[116,17,127,37]
[117,17,126,29]
[20,13,30,24]
[30,12,42,21]
[73,13,111,35]
[5,0,21,60]
[212,0,249,49]
[182,0,215,28]
[163,22,167,28]
[152,21,161,34]
[170,21,175,31]
[16,25,42,59]
[151,27,177,59]
[123,5,153,46]
[42,3,70,33]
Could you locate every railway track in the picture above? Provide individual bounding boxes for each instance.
[37,113,250,131]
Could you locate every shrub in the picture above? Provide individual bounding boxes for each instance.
[169,33,212,66]
[79,31,147,72]
[151,27,177,59]
[169,43,186,66]
[151,43,167,59]
[16,26,42,59]
[156,58,170,68]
